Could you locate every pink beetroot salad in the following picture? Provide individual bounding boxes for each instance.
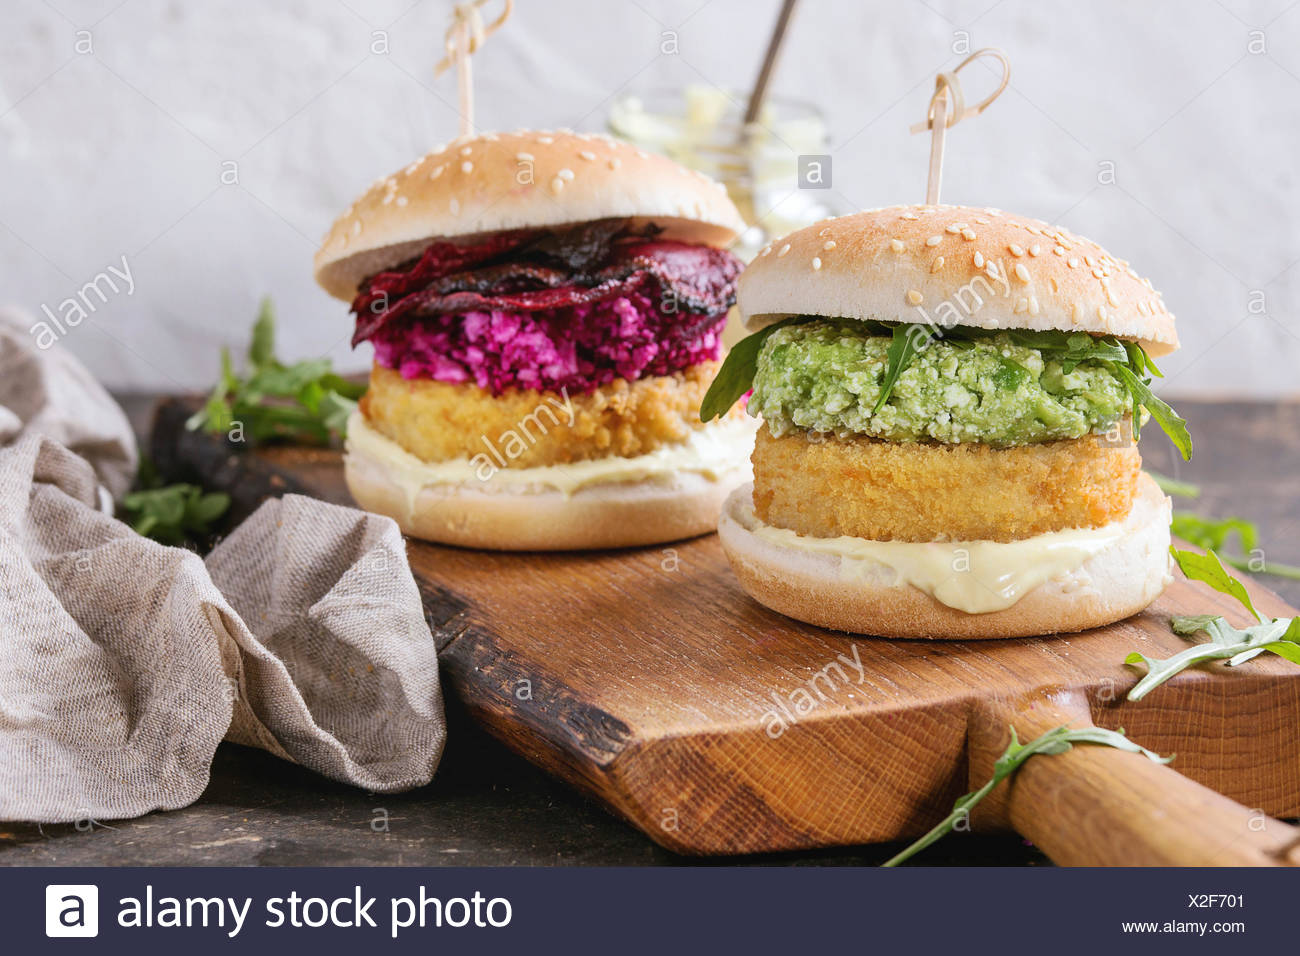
[370,294,725,394]
[352,219,741,395]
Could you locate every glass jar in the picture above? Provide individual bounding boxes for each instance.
[608,86,836,262]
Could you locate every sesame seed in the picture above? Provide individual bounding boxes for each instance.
[926,235,943,247]
[1097,305,1107,321]
[1009,243,1025,257]
[777,244,791,257]
[812,257,822,271]
[823,240,836,250]
[550,177,565,194]
[974,251,985,268]
[460,146,472,156]
[1072,302,1084,321]
[1054,246,1066,256]
[906,289,924,305]
[1015,297,1029,314]
[516,152,534,161]
[1106,287,1119,306]
[449,198,460,215]
[931,256,945,273]
[396,196,408,207]
[609,158,621,170]
[946,223,962,234]
[760,245,772,256]
[1015,264,1031,282]
[404,162,420,175]
[352,220,362,236]
[1029,296,1040,315]
[558,168,575,180]
[890,239,904,252]
[537,136,554,144]
[634,149,648,158]
[430,164,446,180]
[901,212,919,220]
[961,228,976,241]
[1085,256,1096,267]
[382,193,394,205]
[1067,258,1080,268]
[461,161,473,173]
[579,150,596,161]
[819,227,832,237]
[1092,268,1105,279]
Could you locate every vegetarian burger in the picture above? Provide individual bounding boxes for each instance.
[706,205,1189,639]
[314,130,752,549]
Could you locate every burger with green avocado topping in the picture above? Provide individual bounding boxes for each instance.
[703,204,1189,639]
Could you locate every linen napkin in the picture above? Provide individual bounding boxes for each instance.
[0,307,445,823]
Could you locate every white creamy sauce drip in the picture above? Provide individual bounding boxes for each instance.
[347,410,754,501]
[748,504,1131,614]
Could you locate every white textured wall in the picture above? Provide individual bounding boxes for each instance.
[2,0,1297,396]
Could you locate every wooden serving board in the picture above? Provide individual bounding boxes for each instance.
[151,401,1300,860]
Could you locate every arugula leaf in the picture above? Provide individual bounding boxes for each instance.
[1123,546,1300,700]
[1126,616,1300,700]
[119,482,230,547]
[873,323,932,412]
[1112,364,1191,460]
[1169,545,1261,622]
[700,316,806,422]
[1168,512,1300,580]
[1001,328,1129,366]
[186,296,363,444]
[882,725,1169,866]
[320,391,359,435]
[248,296,275,367]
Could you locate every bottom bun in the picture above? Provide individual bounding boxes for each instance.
[718,474,1172,640]
[344,411,753,550]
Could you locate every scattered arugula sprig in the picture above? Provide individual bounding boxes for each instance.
[1145,471,1300,580]
[701,318,1191,459]
[186,297,364,445]
[117,459,230,547]
[882,724,1170,866]
[1124,546,1300,701]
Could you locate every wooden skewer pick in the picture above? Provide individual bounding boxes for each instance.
[910,48,1011,205]
[435,0,514,138]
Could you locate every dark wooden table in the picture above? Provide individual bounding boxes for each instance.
[2,398,1295,867]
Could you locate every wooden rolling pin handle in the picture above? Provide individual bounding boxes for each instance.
[972,690,1300,867]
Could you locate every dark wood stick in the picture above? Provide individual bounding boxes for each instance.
[743,0,800,125]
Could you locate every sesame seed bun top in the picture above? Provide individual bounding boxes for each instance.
[313,129,747,302]
[738,204,1179,355]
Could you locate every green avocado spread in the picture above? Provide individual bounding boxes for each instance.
[749,319,1131,445]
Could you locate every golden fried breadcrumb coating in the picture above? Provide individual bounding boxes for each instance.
[752,422,1140,543]
[362,361,738,467]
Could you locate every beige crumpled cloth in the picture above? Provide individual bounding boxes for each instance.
[0,307,445,822]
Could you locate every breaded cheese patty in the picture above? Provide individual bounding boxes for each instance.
[362,361,738,467]
[751,421,1140,543]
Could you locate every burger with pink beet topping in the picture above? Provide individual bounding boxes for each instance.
[314,129,754,550]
